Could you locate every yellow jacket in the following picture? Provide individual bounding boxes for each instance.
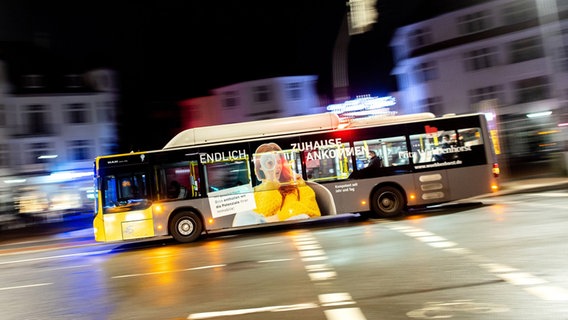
[254,180,321,221]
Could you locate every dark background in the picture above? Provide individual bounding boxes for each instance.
[1,0,490,151]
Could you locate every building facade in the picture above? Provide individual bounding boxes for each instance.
[0,55,119,215]
[178,75,324,129]
[390,0,568,173]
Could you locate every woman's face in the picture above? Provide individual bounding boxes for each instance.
[259,153,282,181]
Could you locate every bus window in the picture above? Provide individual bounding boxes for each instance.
[410,130,459,163]
[304,142,354,182]
[353,136,409,169]
[204,160,251,193]
[458,127,483,146]
[102,172,149,213]
[156,161,202,200]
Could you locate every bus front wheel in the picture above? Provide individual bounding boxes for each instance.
[371,186,405,218]
[169,211,203,243]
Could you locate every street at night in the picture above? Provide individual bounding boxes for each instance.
[1,185,567,320]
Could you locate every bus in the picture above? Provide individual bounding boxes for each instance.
[93,112,499,243]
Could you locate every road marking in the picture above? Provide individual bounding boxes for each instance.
[0,249,111,265]
[387,224,568,301]
[308,271,337,281]
[524,286,568,301]
[319,293,356,307]
[0,283,52,291]
[187,293,364,319]
[525,192,568,197]
[324,307,367,320]
[44,264,91,271]
[297,244,322,250]
[187,303,319,319]
[233,241,282,248]
[258,258,292,263]
[112,264,226,278]
[292,232,368,320]
[496,272,548,286]
[298,249,326,257]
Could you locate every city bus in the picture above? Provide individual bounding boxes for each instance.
[93,112,499,243]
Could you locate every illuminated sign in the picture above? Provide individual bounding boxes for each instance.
[326,95,397,119]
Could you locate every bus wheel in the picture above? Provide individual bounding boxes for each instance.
[169,211,203,243]
[371,186,405,218]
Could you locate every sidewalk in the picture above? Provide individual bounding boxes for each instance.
[493,176,568,197]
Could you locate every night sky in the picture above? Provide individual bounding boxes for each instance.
[3,0,489,151]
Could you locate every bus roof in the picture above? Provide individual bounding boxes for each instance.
[163,112,341,149]
[162,112,439,150]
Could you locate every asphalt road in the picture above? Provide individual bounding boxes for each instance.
[0,186,567,320]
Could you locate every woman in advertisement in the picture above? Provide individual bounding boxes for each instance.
[232,142,321,226]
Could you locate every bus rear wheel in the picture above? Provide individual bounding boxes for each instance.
[169,211,203,243]
[371,186,405,218]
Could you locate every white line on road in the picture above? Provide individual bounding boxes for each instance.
[187,303,319,319]
[0,283,52,291]
[324,307,368,320]
[112,264,226,279]
[525,286,568,301]
[387,223,568,301]
[0,249,111,265]
[233,241,282,248]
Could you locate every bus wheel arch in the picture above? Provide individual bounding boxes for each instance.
[168,209,204,243]
[369,183,407,218]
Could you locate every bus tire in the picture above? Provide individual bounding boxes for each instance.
[169,211,203,243]
[370,186,405,218]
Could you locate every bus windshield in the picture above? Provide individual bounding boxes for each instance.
[102,171,150,213]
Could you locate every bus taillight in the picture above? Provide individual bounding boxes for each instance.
[492,163,500,178]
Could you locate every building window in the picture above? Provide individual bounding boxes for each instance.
[414,61,438,83]
[253,85,271,103]
[464,47,498,71]
[509,36,544,63]
[515,76,550,103]
[25,104,50,135]
[502,0,537,25]
[28,142,55,164]
[457,10,492,35]
[0,104,5,127]
[285,82,302,100]
[419,96,443,115]
[65,74,83,88]
[408,28,432,49]
[22,74,44,89]
[0,144,8,167]
[65,103,89,124]
[67,140,92,161]
[222,91,239,109]
[97,101,115,123]
[469,85,504,105]
[559,44,568,72]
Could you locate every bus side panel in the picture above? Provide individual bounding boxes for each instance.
[321,175,416,214]
[152,198,228,236]
[412,170,452,205]
[446,165,496,200]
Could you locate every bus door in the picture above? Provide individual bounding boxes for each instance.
[97,164,154,241]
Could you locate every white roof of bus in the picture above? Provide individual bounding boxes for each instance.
[346,112,435,128]
[163,112,341,149]
[162,112,437,149]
